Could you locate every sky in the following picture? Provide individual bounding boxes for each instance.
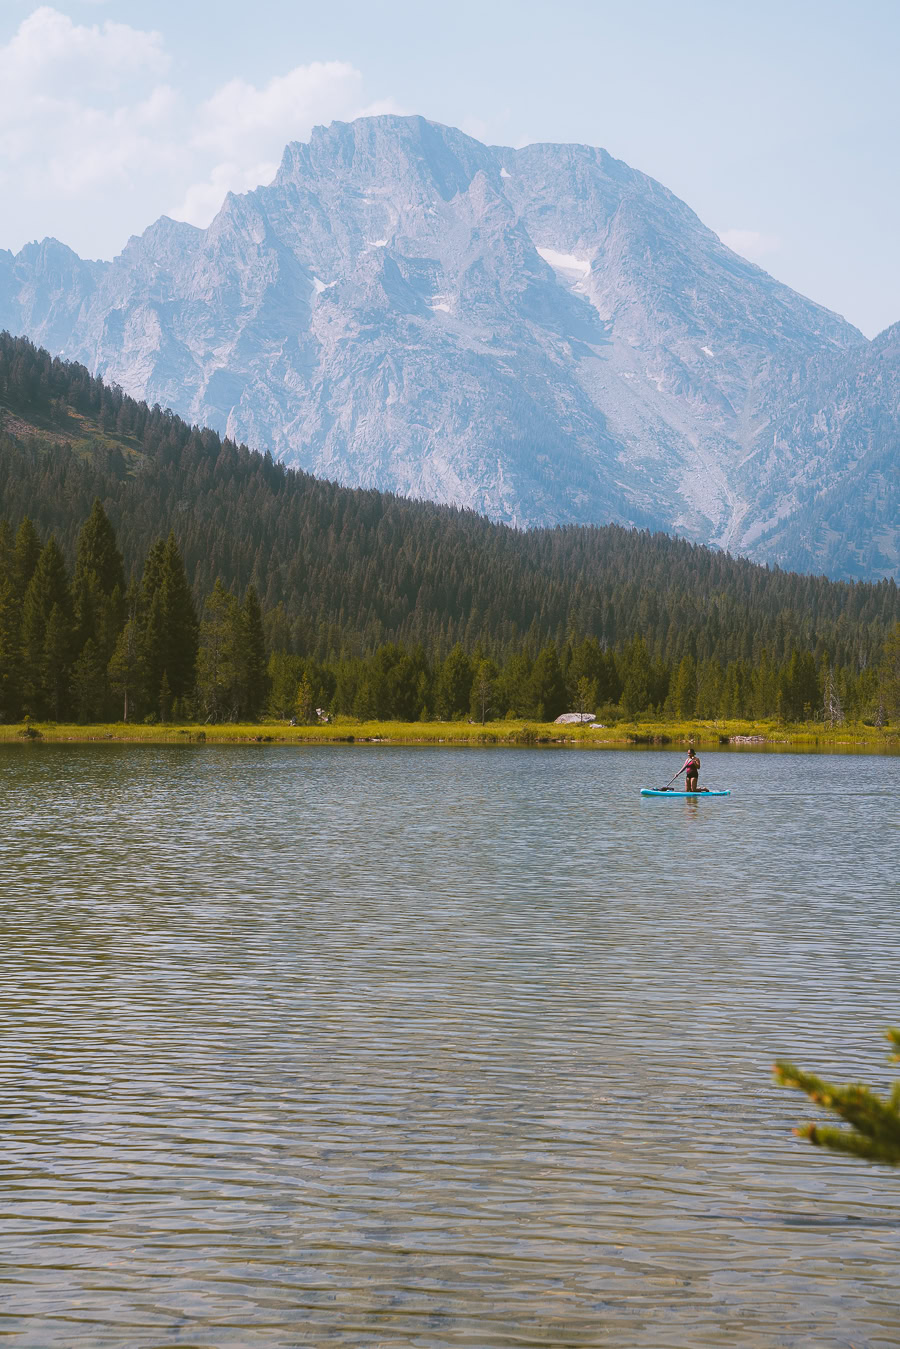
[1,0,898,337]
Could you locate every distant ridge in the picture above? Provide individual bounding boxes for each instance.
[0,115,896,580]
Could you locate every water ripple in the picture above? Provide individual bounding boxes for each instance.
[1,745,898,1347]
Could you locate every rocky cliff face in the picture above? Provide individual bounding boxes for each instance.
[737,324,900,578]
[1,114,894,577]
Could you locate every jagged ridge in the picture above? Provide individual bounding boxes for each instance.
[0,115,895,579]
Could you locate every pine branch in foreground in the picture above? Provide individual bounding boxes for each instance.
[774,1029,900,1167]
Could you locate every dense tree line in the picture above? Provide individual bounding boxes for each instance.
[0,329,895,728]
[1,505,898,726]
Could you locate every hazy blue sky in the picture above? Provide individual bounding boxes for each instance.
[2,0,897,335]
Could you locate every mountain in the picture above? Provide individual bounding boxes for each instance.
[736,323,900,578]
[0,115,895,579]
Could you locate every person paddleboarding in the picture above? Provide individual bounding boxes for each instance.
[644,746,725,794]
[641,750,728,796]
[683,747,701,791]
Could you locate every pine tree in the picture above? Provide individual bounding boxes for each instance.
[138,540,167,713]
[135,534,198,715]
[74,499,124,599]
[332,659,361,717]
[158,670,172,722]
[21,537,73,718]
[620,637,651,718]
[142,589,166,715]
[470,658,497,724]
[13,518,41,599]
[0,521,12,579]
[530,644,567,721]
[267,650,302,723]
[780,650,820,721]
[436,644,473,719]
[159,532,198,702]
[294,673,315,724]
[196,579,239,721]
[567,637,603,705]
[573,674,595,721]
[267,651,302,719]
[42,604,73,721]
[107,617,140,722]
[751,649,778,719]
[879,623,900,723]
[721,660,749,719]
[388,646,430,721]
[140,538,167,612]
[70,639,107,722]
[696,658,723,718]
[496,650,533,718]
[671,655,697,718]
[353,667,382,720]
[73,501,125,697]
[775,1029,900,1167]
[263,603,293,656]
[237,586,267,719]
[0,563,22,721]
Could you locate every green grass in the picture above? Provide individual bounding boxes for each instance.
[1,716,897,749]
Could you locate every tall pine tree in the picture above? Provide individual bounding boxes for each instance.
[160,532,198,708]
[136,533,197,717]
[21,537,73,718]
[73,500,125,714]
[13,518,41,601]
[196,579,239,722]
[236,586,268,719]
[0,560,22,721]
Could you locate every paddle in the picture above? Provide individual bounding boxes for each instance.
[656,765,686,792]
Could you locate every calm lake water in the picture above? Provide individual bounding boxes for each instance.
[1,744,898,1348]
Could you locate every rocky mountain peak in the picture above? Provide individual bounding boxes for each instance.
[0,114,894,579]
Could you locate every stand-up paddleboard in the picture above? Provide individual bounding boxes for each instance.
[641,788,731,797]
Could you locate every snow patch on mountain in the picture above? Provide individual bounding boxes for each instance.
[536,247,592,281]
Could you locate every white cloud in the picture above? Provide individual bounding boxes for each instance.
[718,228,781,260]
[192,61,363,160]
[0,6,168,102]
[0,8,184,253]
[170,159,280,227]
[0,7,393,255]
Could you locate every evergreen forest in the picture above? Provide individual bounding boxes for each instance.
[1,331,899,726]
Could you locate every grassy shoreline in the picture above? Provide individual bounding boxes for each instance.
[2,717,898,751]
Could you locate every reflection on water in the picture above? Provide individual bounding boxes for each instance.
[1,745,898,1347]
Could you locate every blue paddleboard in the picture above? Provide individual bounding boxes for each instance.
[640,788,731,797]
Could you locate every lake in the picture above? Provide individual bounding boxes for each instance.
[1,744,898,1347]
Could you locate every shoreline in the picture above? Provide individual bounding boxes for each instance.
[2,718,898,752]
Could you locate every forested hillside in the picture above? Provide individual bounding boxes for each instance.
[1,333,898,726]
